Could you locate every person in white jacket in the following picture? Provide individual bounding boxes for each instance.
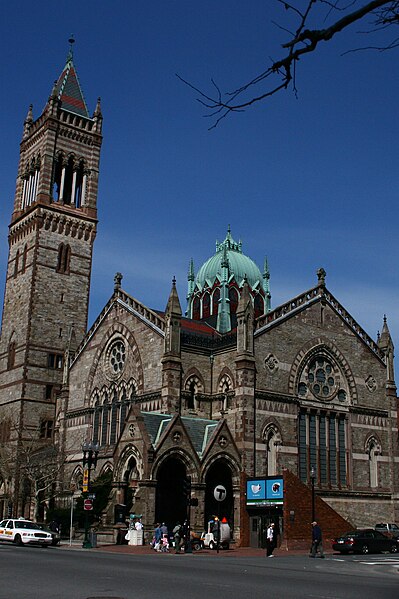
[266,523,276,557]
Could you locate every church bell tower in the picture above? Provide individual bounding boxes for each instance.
[0,42,102,516]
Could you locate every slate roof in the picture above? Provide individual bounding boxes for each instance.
[141,412,218,456]
[55,54,89,118]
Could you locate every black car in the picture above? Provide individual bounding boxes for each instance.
[36,523,61,546]
[333,529,399,555]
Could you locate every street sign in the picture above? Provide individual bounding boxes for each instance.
[214,485,227,502]
[83,499,93,511]
[82,468,89,493]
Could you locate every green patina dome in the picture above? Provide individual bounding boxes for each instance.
[195,228,264,291]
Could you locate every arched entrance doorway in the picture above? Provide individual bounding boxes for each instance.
[155,457,187,531]
[204,460,234,529]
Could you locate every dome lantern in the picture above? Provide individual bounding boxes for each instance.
[186,228,270,332]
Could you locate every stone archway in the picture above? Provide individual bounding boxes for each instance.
[155,456,187,531]
[204,460,234,530]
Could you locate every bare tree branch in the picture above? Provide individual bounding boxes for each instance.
[178,0,398,128]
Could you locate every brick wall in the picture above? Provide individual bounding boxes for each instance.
[283,469,353,550]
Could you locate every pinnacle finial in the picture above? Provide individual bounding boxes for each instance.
[67,34,75,62]
[172,276,176,287]
[317,267,326,286]
[114,272,123,291]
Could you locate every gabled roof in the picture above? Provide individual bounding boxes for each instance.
[255,282,385,362]
[55,51,89,118]
[141,412,218,457]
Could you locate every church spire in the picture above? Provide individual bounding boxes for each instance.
[263,257,271,313]
[53,36,89,118]
[378,315,395,387]
[217,243,231,333]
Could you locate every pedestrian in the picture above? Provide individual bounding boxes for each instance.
[153,522,162,550]
[160,522,168,536]
[310,521,325,558]
[135,518,143,531]
[266,522,276,557]
[173,521,183,553]
[161,534,169,552]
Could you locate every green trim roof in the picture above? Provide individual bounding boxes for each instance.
[141,412,217,456]
[195,228,264,291]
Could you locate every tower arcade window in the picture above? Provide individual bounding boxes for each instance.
[53,154,86,207]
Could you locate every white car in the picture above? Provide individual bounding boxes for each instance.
[0,519,53,547]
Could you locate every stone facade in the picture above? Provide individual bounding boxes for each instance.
[0,51,398,548]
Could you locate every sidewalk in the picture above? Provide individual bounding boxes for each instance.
[59,541,311,557]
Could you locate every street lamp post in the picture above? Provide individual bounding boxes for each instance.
[310,466,316,522]
[82,441,99,549]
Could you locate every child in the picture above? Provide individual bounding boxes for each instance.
[161,534,169,552]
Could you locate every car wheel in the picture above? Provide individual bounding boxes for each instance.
[14,534,23,547]
[192,541,201,551]
[209,540,215,550]
[361,544,369,555]
[389,545,398,554]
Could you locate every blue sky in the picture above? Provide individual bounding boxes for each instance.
[0,1,398,364]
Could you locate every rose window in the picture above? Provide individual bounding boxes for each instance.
[307,357,336,399]
[109,340,126,374]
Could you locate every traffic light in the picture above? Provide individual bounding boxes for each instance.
[183,475,192,500]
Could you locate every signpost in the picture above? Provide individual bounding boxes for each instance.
[83,499,93,511]
[213,485,226,553]
[213,485,226,502]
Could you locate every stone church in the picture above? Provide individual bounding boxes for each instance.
[0,49,398,547]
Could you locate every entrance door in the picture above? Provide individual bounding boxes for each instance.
[249,511,282,548]
[250,516,261,548]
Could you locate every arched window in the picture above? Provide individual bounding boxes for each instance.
[192,296,200,320]
[62,156,74,204]
[7,341,16,370]
[264,426,281,476]
[202,292,210,319]
[185,375,203,411]
[212,288,220,316]
[14,250,20,278]
[93,399,100,444]
[110,392,119,445]
[229,287,239,314]
[367,438,380,489]
[74,161,85,208]
[254,294,264,318]
[101,396,109,446]
[57,244,71,274]
[119,390,127,437]
[22,245,28,273]
[188,381,195,410]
